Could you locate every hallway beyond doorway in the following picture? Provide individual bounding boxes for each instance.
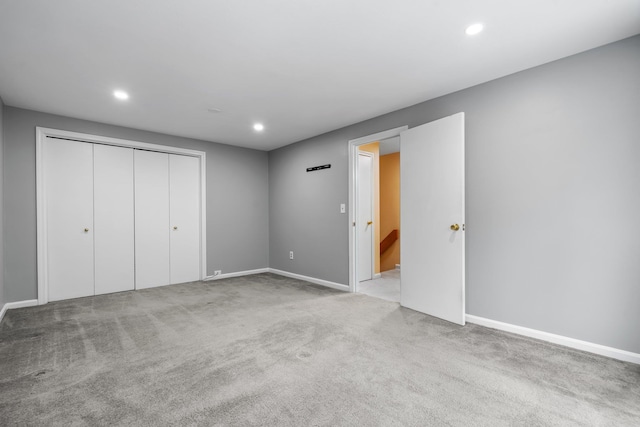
[358,269,400,302]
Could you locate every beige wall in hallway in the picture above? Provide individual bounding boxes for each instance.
[380,152,400,272]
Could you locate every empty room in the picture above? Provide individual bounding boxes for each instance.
[1,1,639,425]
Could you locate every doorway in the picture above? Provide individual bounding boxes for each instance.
[348,114,466,325]
[355,139,401,302]
[349,126,407,301]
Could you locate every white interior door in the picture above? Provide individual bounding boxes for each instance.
[169,154,201,284]
[135,150,171,289]
[44,139,94,301]
[400,112,465,325]
[357,151,374,282]
[94,144,135,295]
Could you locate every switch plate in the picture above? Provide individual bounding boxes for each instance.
[289,251,294,260]
[340,203,346,214]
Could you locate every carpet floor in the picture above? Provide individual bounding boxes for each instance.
[1,273,639,426]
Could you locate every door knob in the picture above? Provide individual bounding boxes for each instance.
[173,226,178,230]
[84,228,89,232]
[450,224,460,231]
[367,221,373,225]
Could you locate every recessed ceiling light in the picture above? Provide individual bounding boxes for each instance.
[465,23,484,36]
[113,90,129,100]
[253,123,264,132]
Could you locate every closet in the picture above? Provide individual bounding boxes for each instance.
[42,136,201,302]
[134,150,201,289]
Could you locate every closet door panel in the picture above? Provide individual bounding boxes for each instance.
[134,150,171,289]
[94,144,135,295]
[169,154,201,284]
[45,139,95,301]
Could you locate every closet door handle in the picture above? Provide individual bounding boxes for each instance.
[84,228,90,233]
[173,226,178,230]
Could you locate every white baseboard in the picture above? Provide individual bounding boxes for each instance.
[268,269,350,292]
[466,314,640,365]
[203,268,269,281]
[373,273,382,279]
[395,264,401,270]
[0,299,39,324]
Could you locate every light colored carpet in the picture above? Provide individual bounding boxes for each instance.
[1,273,639,426]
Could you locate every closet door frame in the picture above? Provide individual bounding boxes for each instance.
[36,127,207,305]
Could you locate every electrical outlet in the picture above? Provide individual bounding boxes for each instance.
[214,270,222,276]
[289,251,294,260]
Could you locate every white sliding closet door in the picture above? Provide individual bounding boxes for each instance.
[45,139,95,301]
[94,144,135,295]
[169,154,201,284]
[134,150,171,289]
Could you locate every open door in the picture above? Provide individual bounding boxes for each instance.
[400,113,465,325]
[357,150,374,282]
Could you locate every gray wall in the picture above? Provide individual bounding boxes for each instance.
[3,107,269,302]
[0,96,5,308]
[269,35,640,354]
[269,137,349,283]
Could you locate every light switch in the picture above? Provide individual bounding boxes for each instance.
[340,203,346,214]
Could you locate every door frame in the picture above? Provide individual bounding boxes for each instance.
[347,126,407,293]
[35,127,207,305]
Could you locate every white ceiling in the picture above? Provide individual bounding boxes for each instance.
[1,1,639,151]
[380,137,400,156]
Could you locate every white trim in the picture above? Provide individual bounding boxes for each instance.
[269,269,350,292]
[466,314,640,365]
[36,127,206,156]
[348,126,409,146]
[36,130,47,305]
[0,300,39,323]
[36,127,207,305]
[5,299,39,309]
[459,113,466,323]
[373,273,382,279]
[203,268,270,281]
[348,126,408,294]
